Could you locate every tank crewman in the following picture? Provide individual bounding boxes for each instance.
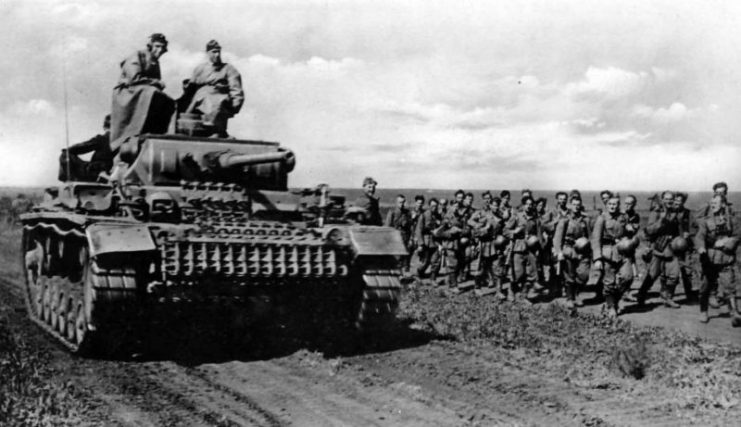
[675,192,697,302]
[111,33,175,151]
[183,40,245,137]
[634,191,683,308]
[504,196,544,303]
[553,194,591,311]
[415,198,441,278]
[59,115,113,182]
[591,196,635,319]
[352,177,382,226]
[468,195,507,299]
[385,194,414,274]
[695,194,741,324]
[499,190,514,221]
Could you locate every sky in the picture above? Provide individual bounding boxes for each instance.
[0,0,739,191]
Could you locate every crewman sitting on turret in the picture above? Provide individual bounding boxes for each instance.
[181,40,244,138]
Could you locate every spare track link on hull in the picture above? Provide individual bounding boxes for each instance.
[356,267,402,331]
[23,223,139,355]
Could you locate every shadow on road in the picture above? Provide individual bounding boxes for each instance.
[124,311,446,366]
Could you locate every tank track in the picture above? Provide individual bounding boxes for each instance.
[354,260,403,330]
[23,222,139,355]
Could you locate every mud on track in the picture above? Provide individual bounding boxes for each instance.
[1,226,741,426]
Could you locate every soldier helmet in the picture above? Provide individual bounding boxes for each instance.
[574,237,590,252]
[669,236,689,255]
[206,39,222,51]
[493,235,508,249]
[616,237,639,256]
[526,235,540,250]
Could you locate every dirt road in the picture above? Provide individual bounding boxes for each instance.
[1,227,740,426]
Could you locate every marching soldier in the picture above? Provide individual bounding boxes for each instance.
[635,191,684,308]
[499,190,514,221]
[537,197,557,296]
[415,198,441,278]
[675,192,697,302]
[504,196,544,303]
[468,194,507,299]
[695,194,740,324]
[553,194,591,311]
[410,195,426,262]
[591,196,636,319]
[385,194,414,274]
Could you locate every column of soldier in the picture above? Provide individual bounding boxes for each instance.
[383,182,739,325]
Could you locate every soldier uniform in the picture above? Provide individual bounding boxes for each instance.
[676,202,696,301]
[636,196,682,307]
[468,204,507,295]
[385,203,413,272]
[353,177,382,226]
[504,204,544,301]
[695,201,740,323]
[591,208,635,317]
[415,203,441,278]
[553,209,591,309]
[184,40,244,137]
[111,33,175,149]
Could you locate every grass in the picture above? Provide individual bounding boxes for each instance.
[400,284,741,415]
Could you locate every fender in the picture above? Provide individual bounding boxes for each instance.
[348,226,408,256]
[86,223,156,257]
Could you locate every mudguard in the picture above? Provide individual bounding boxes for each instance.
[86,223,156,257]
[348,227,408,256]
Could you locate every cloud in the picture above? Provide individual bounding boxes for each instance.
[8,99,56,117]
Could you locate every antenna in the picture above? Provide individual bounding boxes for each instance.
[62,52,71,182]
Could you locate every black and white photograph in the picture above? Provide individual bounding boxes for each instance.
[0,1,739,425]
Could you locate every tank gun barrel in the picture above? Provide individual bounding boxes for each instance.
[215,150,295,172]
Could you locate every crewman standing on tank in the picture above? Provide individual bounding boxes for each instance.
[553,194,591,311]
[634,191,683,308]
[353,177,382,226]
[111,33,175,150]
[183,40,245,137]
[695,194,740,324]
[591,196,635,319]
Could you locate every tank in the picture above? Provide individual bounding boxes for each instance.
[20,131,407,355]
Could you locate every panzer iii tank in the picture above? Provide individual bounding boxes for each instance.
[20,130,407,355]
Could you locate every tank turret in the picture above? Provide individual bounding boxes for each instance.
[118,134,295,191]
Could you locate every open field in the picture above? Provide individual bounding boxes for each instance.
[1,222,740,426]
